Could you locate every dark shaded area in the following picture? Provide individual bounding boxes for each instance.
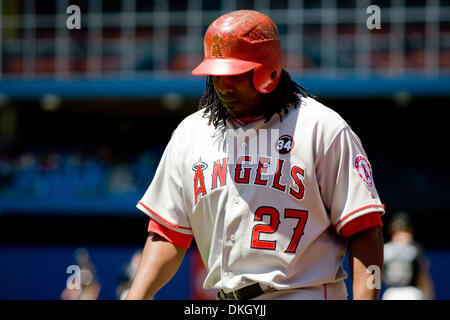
[0,214,149,245]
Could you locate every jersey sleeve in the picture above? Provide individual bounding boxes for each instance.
[136,127,193,244]
[148,218,193,249]
[316,126,385,236]
[339,211,383,238]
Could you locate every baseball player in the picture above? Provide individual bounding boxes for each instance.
[126,10,385,300]
[382,212,434,300]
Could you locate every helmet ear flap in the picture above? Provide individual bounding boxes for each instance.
[251,37,282,94]
[253,65,282,94]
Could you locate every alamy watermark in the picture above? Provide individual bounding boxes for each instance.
[224,128,281,171]
[65,264,96,290]
[66,264,81,290]
[367,265,382,290]
[66,5,81,30]
[64,5,382,31]
[366,5,381,30]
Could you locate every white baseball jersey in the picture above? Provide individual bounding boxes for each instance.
[137,96,385,297]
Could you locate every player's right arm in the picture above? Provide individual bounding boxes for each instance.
[125,233,187,300]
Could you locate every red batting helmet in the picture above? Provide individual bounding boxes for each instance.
[192,10,282,94]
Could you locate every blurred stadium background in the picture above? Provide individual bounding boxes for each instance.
[0,0,449,300]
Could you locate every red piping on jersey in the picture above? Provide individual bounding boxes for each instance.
[333,204,385,229]
[340,212,383,238]
[148,219,193,249]
[323,284,327,300]
[138,201,192,231]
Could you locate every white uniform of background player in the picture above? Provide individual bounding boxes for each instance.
[135,10,385,300]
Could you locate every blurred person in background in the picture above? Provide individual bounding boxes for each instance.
[116,250,143,300]
[382,212,434,300]
[61,248,101,300]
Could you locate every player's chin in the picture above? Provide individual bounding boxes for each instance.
[223,103,244,118]
[225,109,243,119]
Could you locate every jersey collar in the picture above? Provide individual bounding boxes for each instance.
[230,114,266,126]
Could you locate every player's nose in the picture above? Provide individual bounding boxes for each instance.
[213,76,236,96]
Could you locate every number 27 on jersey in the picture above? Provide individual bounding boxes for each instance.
[251,206,308,253]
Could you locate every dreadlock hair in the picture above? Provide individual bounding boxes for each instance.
[198,69,311,128]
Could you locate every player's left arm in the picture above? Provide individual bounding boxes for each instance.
[348,224,384,300]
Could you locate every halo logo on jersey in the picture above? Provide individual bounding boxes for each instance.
[192,161,208,172]
[275,135,294,154]
[355,155,373,189]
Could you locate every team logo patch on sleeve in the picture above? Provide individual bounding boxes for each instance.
[275,135,294,154]
[354,155,373,189]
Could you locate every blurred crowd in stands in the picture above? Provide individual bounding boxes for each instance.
[0,146,161,201]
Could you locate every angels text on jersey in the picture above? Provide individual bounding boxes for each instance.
[192,128,302,205]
